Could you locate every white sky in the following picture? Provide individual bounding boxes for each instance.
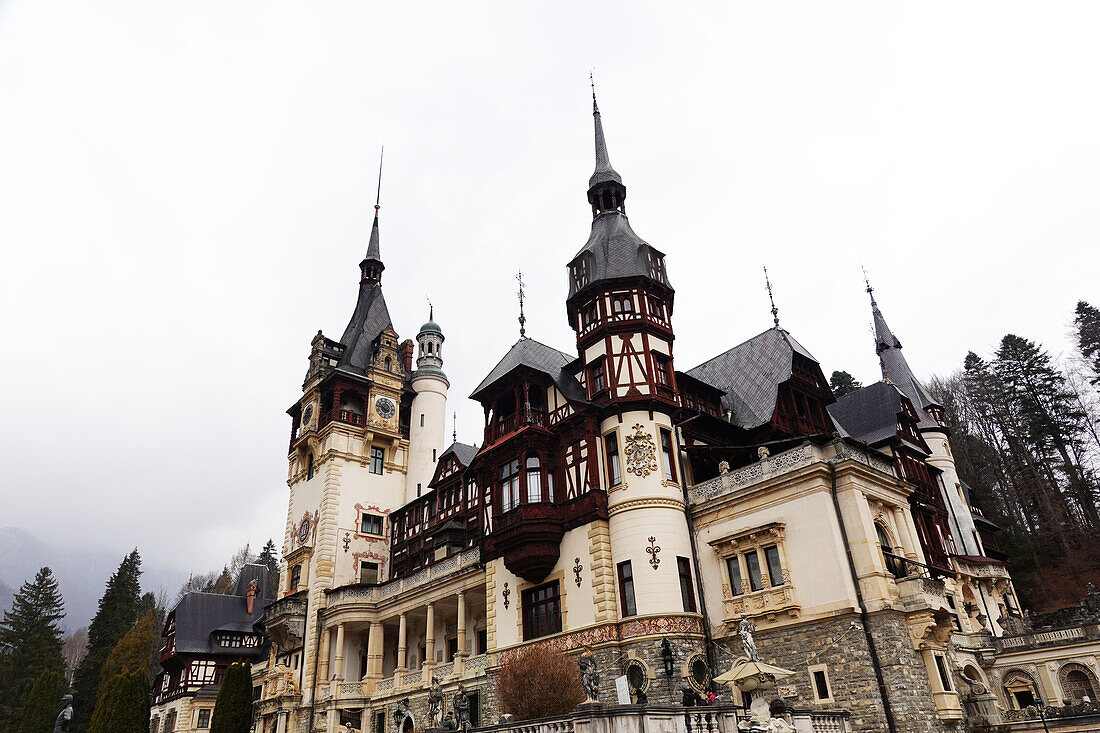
[1,2,1097,577]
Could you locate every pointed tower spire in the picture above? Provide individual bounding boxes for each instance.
[587,74,626,217]
[764,265,780,329]
[516,269,527,339]
[361,147,384,284]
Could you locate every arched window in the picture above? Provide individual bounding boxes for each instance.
[526,456,542,503]
[384,356,392,371]
[306,453,314,480]
[1060,663,1099,703]
[876,523,903,577]
[1003,671,1040,710]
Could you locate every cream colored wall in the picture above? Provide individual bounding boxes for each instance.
[604,410,694,617]
[407,374,448,502]
[694,488,857,630]
[992,643,1100,705]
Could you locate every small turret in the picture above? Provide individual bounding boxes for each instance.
[407,308,449,500]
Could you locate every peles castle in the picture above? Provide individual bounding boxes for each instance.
[228,94,1100,733]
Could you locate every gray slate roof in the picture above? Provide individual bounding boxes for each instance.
[338,281,393,373]
[568,212,668,299]
[871,297,942,431]
[686,328,818,430]
[827,381,909,446]
[441,441,478,467]
[589,103,622,189]
[470,338,588,405]
[166,564,271,656]
[365,213,381,262]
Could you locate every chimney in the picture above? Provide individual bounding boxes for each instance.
[400,339,415,373]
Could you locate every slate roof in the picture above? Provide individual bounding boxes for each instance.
[871,296,942,431]
[165,564,271,657]
[568,212,668,301]
[470,338,588,405]
[337,281,393,373]
[365,213,381,262]
[589,101,622,189]
[686,328,819,430]
[441,441,478,467]
[827,381,909,446]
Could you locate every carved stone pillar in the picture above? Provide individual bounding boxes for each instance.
[333,623,346,681]
[397,612,408,673]
[366,620,384,678]
[457,591,467,656]
[425,603,436,666]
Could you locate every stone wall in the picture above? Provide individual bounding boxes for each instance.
[714,611,955,733]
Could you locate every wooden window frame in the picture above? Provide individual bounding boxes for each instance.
[604,431,622,487]
[618,560,637,617]
[521,580,562,640]
[677,556,696,612]
[660,428,676,481]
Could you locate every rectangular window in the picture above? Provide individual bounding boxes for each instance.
[369,446,385,474]
[590,359,607,394]
[935,654,953,691]
[476,628,487,655]
[359,561,379,584]
[522,581,562,640]
[726,557,743,595]
[647,296,663,320]
[165,712,177,732]
[360,513,384,535]
[677,556,696,612]
[654,355,670,386]
[420,414,425,427]
[374,711,386,733]
[745,551,763,592]
[618,561,637,617]
[604,433,622,486]
[289,564,302,590]
[660,428,676,481]
[501,459,521,512]
[764,545,784,587]
[468,690,481,728]
[447,637,458,662]
[196,709,211,729]
[811,666,831,702]
[526,457,542,503]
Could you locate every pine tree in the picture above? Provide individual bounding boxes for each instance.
[829,370,862,398]
[210,662,253,733]
[71,550,142,732]
[0,566,66,729]
[95,609,154,702]
[1076,300,1100,385]
[258,539,280,597]
[15,669,64,733]
[86,668,147,733]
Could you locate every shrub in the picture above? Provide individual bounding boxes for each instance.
[497,645,585,721]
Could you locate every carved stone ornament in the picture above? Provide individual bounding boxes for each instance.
[624,424,659,478]
[757,446,770,460]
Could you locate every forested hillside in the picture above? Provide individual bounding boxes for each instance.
[929,301,1100,612]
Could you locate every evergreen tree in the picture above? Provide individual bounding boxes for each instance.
[1076,300,1100,385]
[71,550,142,732]
[0,566,66,729]
[95,609,154,702]
[258,539,280,597]
[829,370,862,398]
[87,669,147,733]
[15,669,64,733]
[210,662,253,733]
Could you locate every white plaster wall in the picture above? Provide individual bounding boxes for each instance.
[407,374,448,502]
[924,428,983,557]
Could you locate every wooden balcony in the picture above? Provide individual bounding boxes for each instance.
[320,407,366,428]
[487,407,548,443]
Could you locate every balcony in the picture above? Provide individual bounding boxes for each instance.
[320,407,366,428]
[487,407,548,443]
[262,595,307,650]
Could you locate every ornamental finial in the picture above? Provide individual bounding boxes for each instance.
[862,265,876,306]
[764,265,780,328]
[516,270,527,339]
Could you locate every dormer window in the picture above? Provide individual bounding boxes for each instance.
[611,295,633,316]
[572,258,590,289]
[645,249,666,282]
[589,359,608,395]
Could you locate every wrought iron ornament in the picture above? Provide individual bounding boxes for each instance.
[343,532,351,553]
[574,557,583,586]
[502,582,510,609]
[646,536,661,570]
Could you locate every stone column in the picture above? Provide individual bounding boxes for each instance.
[275,711,288,733]
[425,603,436,666]
[367,620,384,678]
[457,591,467,655]
[333,623,346,681]
[318,627,331,682]
[397,612,408,673]
[892,506,919,560]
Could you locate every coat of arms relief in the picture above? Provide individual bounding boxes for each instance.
[624,423,659,478]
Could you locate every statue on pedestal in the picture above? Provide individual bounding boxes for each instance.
[428,676,444,727]
[739,615,759,662]
[578,650,600,703]
[453,685,470,732]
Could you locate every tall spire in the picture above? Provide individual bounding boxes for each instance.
[764,265,780,329]
[862,271,941,412]
[360,147,385,284]
[587,74,625,217]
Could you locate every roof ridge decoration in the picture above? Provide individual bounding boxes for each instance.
[589,73,623,190]
[764,264,780,329]
[366,147,383,263]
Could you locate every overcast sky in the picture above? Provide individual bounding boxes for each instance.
[1,2,1097,580]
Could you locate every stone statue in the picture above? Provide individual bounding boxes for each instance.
[393,698,411,733]
[442,713,458,730]
[757,446,770,460]
[54,694,73,733]
[578,651,600,703]
[739,614,759,662]
[453,685,470,732]
[428,676,444,727]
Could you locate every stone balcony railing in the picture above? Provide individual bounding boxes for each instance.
[471,704,850,733]
[332,655,491,702]
[895,575,951,614]
[689,439,895,506]
[325,547,481,609]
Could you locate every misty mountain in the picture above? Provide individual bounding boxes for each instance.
[0,526,187,631]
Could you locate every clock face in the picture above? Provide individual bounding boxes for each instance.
[302,403,314,426]
[375,397,396,420]
[298,518,310,544]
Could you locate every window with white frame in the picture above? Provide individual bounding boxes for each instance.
[809,664,833,703]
